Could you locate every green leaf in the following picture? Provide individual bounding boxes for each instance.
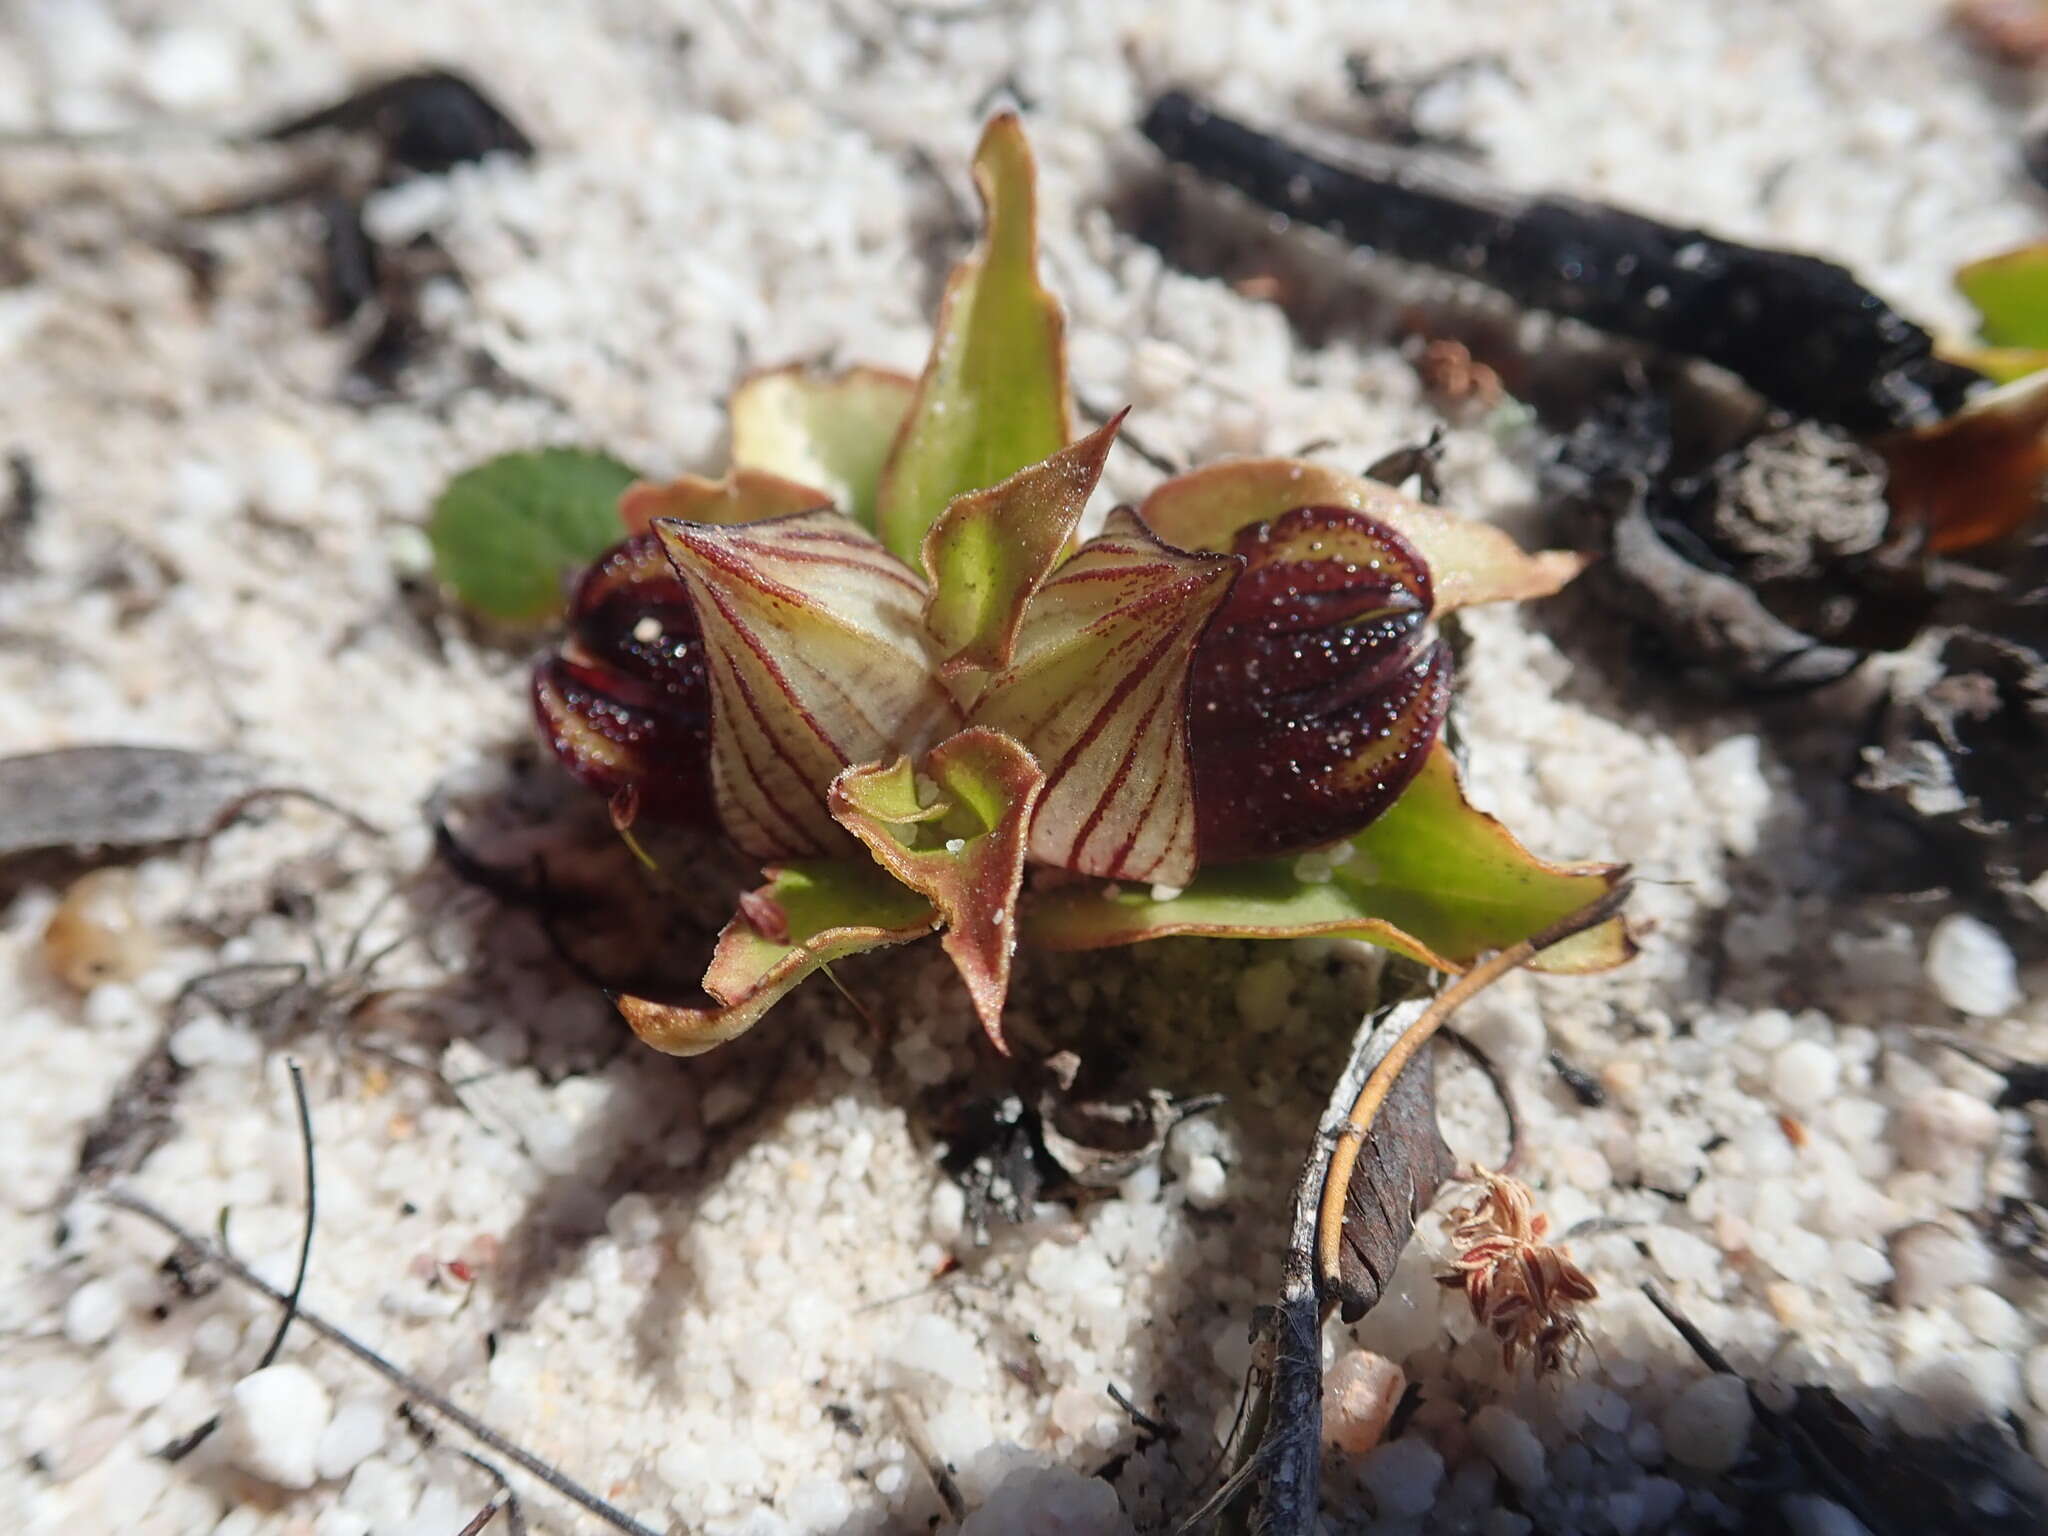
[874,112,1073,565]
[968,509,1238,886]
[922,415,1121,680]
[427,448,640,623]
[1020,743,1634,975]
[1958,242,2048,349]
[652,510,956,860]
[1138,458,1588,616]
[729,366,917,530]
[616,861,936,1056]
[1937,340,2048,385]
[831,728,1045,1050]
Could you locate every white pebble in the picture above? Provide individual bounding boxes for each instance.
[221,1364,332,1489]
[63,1279,123,1346]
[1661,1374,1753,1471]
[1638,1477,1684,1525]
[1895,1088,2001,1172]
[1182,1154,1228,1210]
[959,1463,1133,1534]
[1889,1223,1993,1309]
[1780,1495,1870,1536]
[2025,1346,2048,1413]
[1958,1286,2025,1350]
[1904,1347,2021,1422]
[785,1475,854,1531]
[316,1396,389,1481]
[1471,1405,1547,1490]
[882,1314,986,1393]
[138,28,242,110]
[929,1180,967,1244]
[107,1346,183,1412]
[1925,914,2021,1016]
[1359,1435,1444,1518]
[1770,1040,1839,1110]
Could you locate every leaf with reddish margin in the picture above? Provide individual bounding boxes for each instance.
[1137,459,1589,615]
[616,861,937,1057]
[874,112,1073,565]
[830,729,1045,1050]
[652,511,958,860]
[922,416,1121,680]
[729,365,918,531]
[1020,742,1634,975]
[1882,368,2048,553]
[618,469,831,536]
[968,509,1238,886]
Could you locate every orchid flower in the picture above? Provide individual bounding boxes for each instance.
[531,115,1631,1056]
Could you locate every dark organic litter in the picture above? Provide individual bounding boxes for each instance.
[1141,90,1984,435]
[255,68,535,175]
[0,746,264,860]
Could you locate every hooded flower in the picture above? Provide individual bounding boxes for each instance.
[528,114,1631,1055]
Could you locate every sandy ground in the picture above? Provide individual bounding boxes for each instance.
[2,2,2047,1533]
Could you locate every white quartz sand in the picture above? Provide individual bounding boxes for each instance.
[2,2,2045,1533]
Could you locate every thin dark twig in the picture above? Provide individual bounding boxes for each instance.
[102,1192,663,1536]
[1640,1279,1888,1530]
[400,1402,530,1536]
[454,1454,527,1536]
[1107,1382,1173,1439]
[256,1060,317,1369]
[204,784,385,842]
[158,1059,317,1463]
[1639,1279,1736,1374]
[1439,1026,1521,1171]
[888,1392,966,1521]
[453,1501,505,1536]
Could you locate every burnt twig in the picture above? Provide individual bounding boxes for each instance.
[1141,91,1979,435]
[1177,996,1422,1534]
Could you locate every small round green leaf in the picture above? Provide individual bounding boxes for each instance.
[427,448,640,623]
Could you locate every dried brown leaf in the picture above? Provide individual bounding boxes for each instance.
[1334,1039,1454,1323]
[0,746,263,860]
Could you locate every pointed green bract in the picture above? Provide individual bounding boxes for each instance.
[1958,242,2048,350]
[922,415,1121,682]
[652,510,957,860]
[874,113,1073,565]
[1019,743,1633,975]
[729,366,918,530]
[429,448,641,623]
[831,728,1045,1050]
[969,509,1238,887]
[616,860,937,1057]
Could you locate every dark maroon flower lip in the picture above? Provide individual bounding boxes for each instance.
[1188,505,1452,864]
[530,532,716,824]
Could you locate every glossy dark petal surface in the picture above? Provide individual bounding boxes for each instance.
[1189,505,1451,862]
[530,533,715,821]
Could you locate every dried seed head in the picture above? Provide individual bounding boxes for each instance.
[1436,1168,1597,1377]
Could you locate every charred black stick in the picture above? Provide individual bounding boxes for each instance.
[1141,91,1980,435]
